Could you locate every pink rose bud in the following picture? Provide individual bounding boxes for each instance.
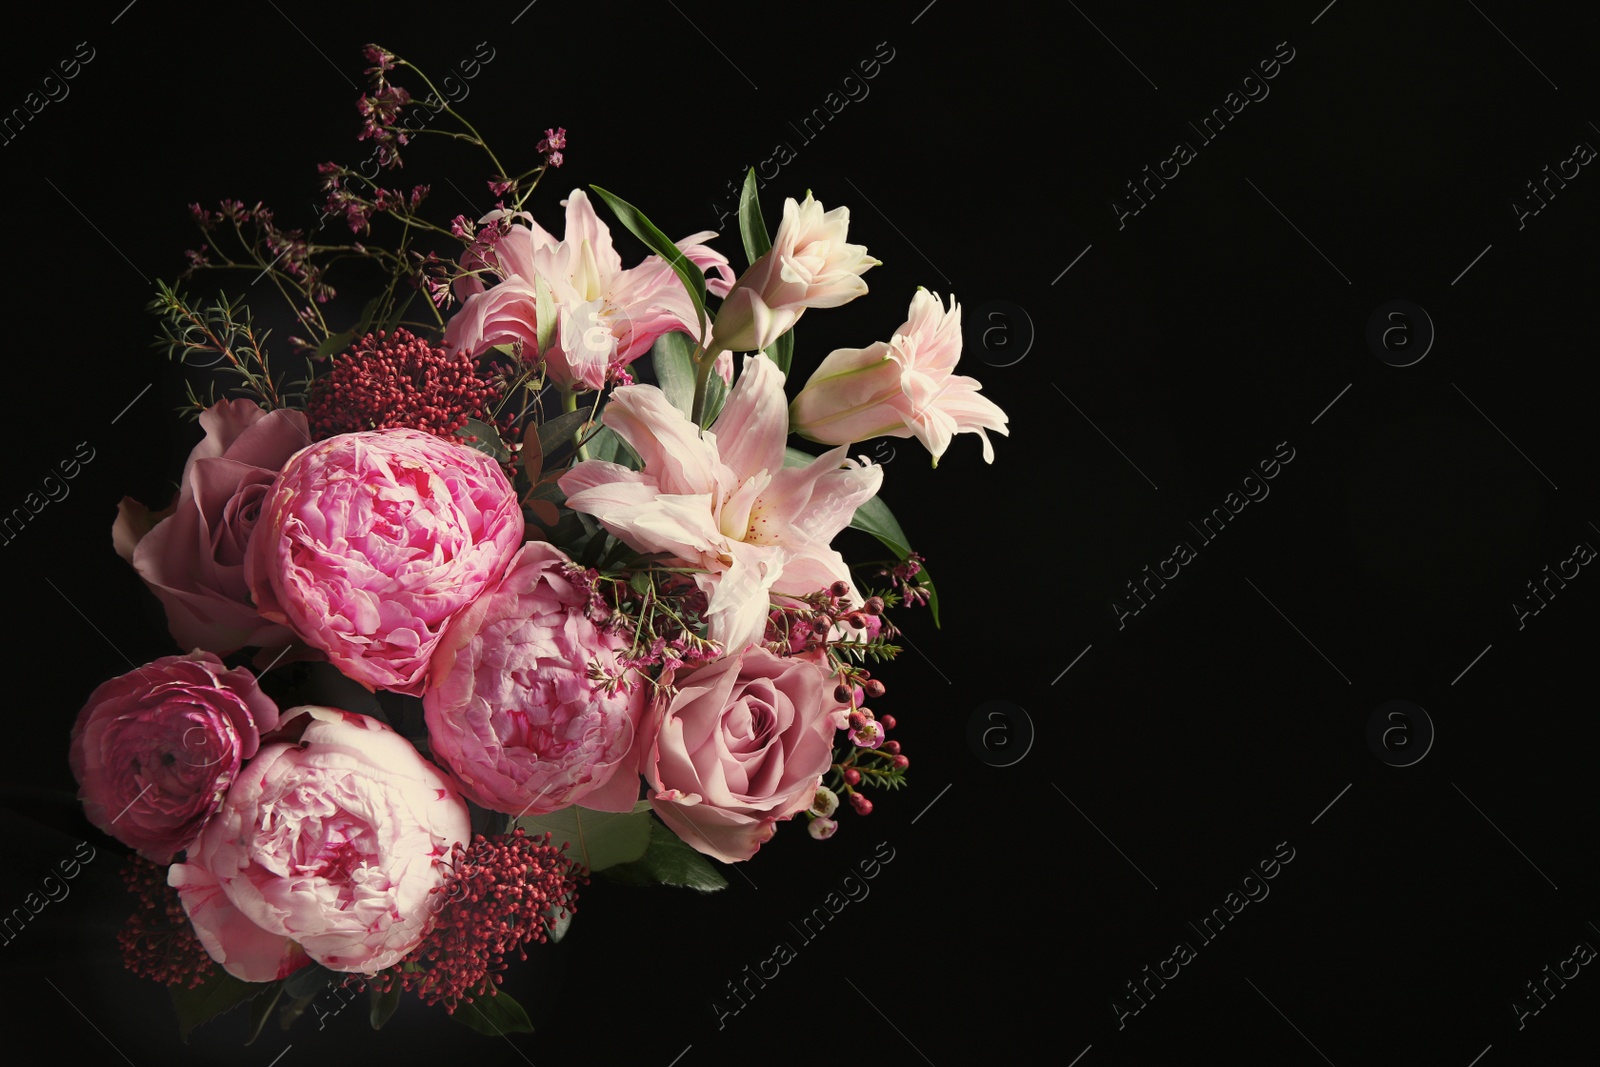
[69,652,279,863]
[788,289,1009,466]
[245,427,524,695]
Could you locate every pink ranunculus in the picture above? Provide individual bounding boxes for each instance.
[170,706,471,980]
[68,651,279,863]
[244,428,524,696]
[423,541,646,815]
[638,647,836,863]
[708,192,878,355]
[113,399,310,654]
[444,191,736,391]
[789,289,1009,465]
[559,352,882,654]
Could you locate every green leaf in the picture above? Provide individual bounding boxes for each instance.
[590,185,708,340]
[536,408,589,463]
[369,982,403,1031]
[451,990,535,1036]
[381,289,418,335]
[735,169,795,376]
[244,982,286,1046]
[737,167,772,269]
[455,418,510,462]
[171,969,273,1042]
[783,448,940,626]
[546,904,574,944]
[314,327,358,362]
[534,274,557,358]
[586,424,637,468]
[651,331,697,418]
[515,805,651,872]
[283,962,338,998]
[603,818,730,892]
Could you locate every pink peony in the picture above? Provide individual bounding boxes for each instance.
[244,428,524,695]
[423,541,647,815]
[113,399,310,654]
[638,647,836,863]
[789,289,1009,465]
[559,353,881,654]
[169,706,472,980]
[445,191,736,391]
[69,651,280,863]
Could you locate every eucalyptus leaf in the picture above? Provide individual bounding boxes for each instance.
[514,805,651,872]
[451,991,535,1036]
[455,418,510,462]
[590,185,708,340]
[536,408,590,463]
[171,970,272,1042]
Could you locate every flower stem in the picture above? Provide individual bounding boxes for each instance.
[689,344,713,430]
[562,389,590,461]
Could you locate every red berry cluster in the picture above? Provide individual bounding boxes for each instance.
[116,856,216,989]
[365,829,584,1014]
[306,328,507,442]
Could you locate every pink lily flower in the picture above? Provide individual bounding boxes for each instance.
[559,353,882,653]
[788,288,1009,465]
[445,190,737,391]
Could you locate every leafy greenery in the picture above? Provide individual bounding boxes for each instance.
[170,969,274,1042]
[602,818,730,892]
[590,186,708,341]
[450,990,535,1036]
[514,805,652,872]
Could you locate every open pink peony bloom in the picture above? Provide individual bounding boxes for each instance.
[244,428,524,696]
[170,707,471,980]
[444,190,736,391]
[708,192,878,355]
[69,651,279,863]
[637,647,835,863]
[789,289,1009,464]
[559,353,882,654]
[113,399,309,654]
[424,541,647,815]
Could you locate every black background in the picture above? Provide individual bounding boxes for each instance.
[2,2,1597,1065]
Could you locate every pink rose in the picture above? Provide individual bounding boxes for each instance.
[424,542,647,815]
[113,399,309,654]
[245,428,524,695]
[68,651,279,863]
[170,706,471,980]
[639,647,836,863]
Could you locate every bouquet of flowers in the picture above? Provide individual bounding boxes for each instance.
[68,44,1007,1042]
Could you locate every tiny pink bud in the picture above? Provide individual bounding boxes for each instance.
[843,768,861,786]
[878,714,896,731]
[809,816,839,840]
